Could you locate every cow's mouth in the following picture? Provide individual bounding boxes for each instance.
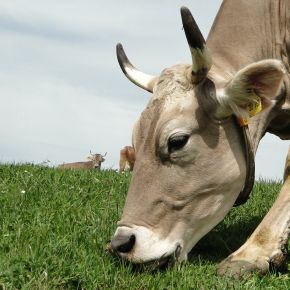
[131,244,182,272]
[157,244,182,268]
[106,242,182,271]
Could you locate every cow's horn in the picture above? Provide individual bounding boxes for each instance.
[116,43,157,93]
[181,6,212,84]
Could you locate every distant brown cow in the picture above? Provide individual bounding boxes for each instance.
[119,146,135,172]
[59,152,106,170]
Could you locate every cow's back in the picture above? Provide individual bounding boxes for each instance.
[59,161,94,169]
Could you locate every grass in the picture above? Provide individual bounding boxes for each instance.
[0,164,289,289]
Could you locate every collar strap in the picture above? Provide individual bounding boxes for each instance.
[234,122,255,206]
[234,94,261,205]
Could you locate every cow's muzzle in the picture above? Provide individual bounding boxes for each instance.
[108,231,182,269]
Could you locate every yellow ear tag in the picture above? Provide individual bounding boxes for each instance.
[239,93,262,126]
[248,94,262,117]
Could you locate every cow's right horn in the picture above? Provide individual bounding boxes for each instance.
[181,6,212,84]
[116,43,157,93]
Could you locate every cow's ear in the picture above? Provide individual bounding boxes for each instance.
[216,60,285,120]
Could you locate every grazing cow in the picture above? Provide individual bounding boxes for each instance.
[110,0,290,278]
[119,146,136,172]
[59,152,106,170]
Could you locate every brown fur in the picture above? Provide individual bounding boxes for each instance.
[119,146,135,172]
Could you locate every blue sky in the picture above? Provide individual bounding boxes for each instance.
[0,0,288,179]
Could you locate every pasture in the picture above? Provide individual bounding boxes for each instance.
[0,164,289,289]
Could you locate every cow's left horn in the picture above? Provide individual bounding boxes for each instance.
[181,7,212,84]
[116,43,157,93]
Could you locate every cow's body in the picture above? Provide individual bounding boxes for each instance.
[59,161,99,169]
[59,153,105,170]
[110,0,290,278]
[119,146,135,172]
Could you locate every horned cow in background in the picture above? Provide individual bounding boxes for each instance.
[59,152,106,170]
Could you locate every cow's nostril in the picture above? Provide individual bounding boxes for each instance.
[111,234,136,253]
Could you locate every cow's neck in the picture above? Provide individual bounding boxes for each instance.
[207,0,290,153]
[207,0,284,71]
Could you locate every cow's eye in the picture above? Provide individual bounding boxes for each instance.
[168,134,189,153]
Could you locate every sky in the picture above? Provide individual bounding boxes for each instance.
[0,0,288,179]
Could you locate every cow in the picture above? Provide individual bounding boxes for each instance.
[110,0,290,278]
[59,152,106,170]
[119,146,136,172]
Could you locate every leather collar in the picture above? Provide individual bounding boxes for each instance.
[234,121,255,206]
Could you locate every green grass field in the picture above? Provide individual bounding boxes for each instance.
[0,164,289,289]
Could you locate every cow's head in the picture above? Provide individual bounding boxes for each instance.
[110,7,285,264]
[87,151,106,169]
